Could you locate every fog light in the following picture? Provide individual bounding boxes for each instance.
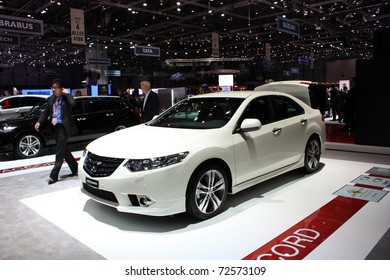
[137,195,154,207]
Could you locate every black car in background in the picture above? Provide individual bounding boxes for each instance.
[0,96,141,158]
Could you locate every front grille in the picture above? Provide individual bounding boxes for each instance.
[83,152,124,177]
[83,183,118,203]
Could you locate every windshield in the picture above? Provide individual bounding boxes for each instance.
[24,103,45,117]
[149,97,244,129]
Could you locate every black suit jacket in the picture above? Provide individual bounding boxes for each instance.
[142,90,160,122]
[38,94,77,135]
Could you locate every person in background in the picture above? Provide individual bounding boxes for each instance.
[75,90,82,97]
[113,87,123,96]
[35,79,78,185]
[345,78,358,131]
[140,81,159,122]
[330,84,339,121]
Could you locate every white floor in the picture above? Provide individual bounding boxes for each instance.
[17,156,390,260]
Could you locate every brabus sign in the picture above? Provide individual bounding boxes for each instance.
[0,15,43,35]
[0,33,20,47]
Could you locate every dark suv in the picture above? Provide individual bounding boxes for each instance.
[0,96,140,158]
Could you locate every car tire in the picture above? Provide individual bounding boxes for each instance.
[186,165,228,220]
[14,133,43,159]
[303,136,321,173]
[114,124,127,131]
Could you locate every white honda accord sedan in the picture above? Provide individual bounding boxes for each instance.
[79,91,325,219]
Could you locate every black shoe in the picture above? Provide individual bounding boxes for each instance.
[48,178,58,185]
[60,173,78,179]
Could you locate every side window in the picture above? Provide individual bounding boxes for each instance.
[0,97,19,109]
[20,97,45,107]
[272,96,304,121]
[241,97,272,125]
[106,100,127,111]
[84,100,107,113]
[72,101,84,115]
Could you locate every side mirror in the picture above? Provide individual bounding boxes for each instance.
[240,118,262,133]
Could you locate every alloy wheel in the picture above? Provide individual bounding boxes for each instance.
[18,135,42,157]
[305,138,321,171]
[195,169,226,215]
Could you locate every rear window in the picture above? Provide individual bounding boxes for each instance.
[271,95,305,121]
[0,97,19,109]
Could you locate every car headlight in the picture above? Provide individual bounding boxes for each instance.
[0,124,17,133]
[125,152,189,172]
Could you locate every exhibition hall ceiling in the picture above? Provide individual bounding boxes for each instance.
[0,0,389,67]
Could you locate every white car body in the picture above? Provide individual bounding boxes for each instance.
[0,95,49,121]
[79,91,325,219]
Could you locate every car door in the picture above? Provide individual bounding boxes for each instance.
[232,96,283,185]
[270,95,307,167]
[73,99,107,139]
[104,99,130,130]
[0,97,20,120]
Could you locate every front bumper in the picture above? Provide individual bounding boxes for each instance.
[78,154,192,216]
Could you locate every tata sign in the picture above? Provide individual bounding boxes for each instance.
[134,46,161,57]
[277,16,300,37]
[0,33,20,47]
[0,15,43,35]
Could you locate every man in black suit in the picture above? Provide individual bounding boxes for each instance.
[140,80,159,122]
[35,79,78,184]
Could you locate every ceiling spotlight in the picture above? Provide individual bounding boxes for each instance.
[177,7,181,11]
[143,3,147,6]
[177,1,181,5]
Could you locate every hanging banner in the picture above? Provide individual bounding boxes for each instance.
[211,32,220,58]
[134,46,161,57]
[0,14,43,35]
[70,8,86,45]
[265,43,271,60]
[277,16,300,37]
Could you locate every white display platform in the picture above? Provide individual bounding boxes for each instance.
[19,158,390,260]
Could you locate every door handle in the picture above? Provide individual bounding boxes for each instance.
[106,113,114,116]
[300,119,307,125]
[272,128,282,135]
[77,118,86,121]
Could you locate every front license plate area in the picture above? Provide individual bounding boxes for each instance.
[86,178,99,189]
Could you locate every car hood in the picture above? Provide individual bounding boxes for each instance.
[86,124,222,159]
[0,114,36,126]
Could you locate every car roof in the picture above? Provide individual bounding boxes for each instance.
[189,90,300,99]
[75,95,121,100]
[1,94,49,99]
